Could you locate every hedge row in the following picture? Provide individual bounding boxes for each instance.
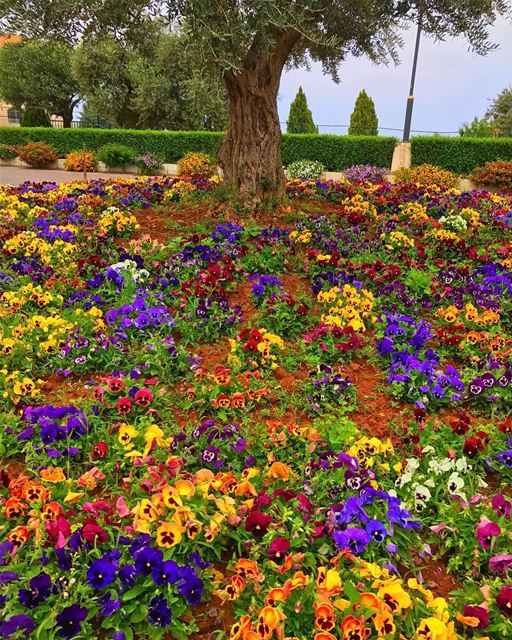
[0,128,224,164]
[282,134,397,169]
[0,127,397,170]
[6,127,512,173]
[411,136,512,173]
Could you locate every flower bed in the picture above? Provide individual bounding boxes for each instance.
[1,175,512,639]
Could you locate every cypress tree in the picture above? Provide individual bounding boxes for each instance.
[348,90,378,135]
[286,86,318,134]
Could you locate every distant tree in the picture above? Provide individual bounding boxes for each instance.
[72,37,140,128]
[128,32,227,131]
[287,87,318,134]
[20,106,51,127]
[459,116,493,137]
[72,32,227,130]
[0,40,79,127]
[486,87,512,137]
[348,90,378,136]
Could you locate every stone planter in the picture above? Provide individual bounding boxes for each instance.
[162,163,179,176]
[17,160,59,170]
[322,171,344,181]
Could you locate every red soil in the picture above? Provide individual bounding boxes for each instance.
[226,281,258,323]
[41,373,103,405]
[420,559,461,599]
[344,360,403,444]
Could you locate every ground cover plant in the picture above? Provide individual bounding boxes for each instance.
[1,172,512,640]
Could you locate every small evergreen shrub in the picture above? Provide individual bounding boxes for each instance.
[287,159,325,180]
[348,90,378,136]
[287,87,318,134]
[97,143,135,168]
[16,142,58,167]
[0,143,17,160]
[177,151,215,177]
[470,160,512,191]
[64,150,98,172]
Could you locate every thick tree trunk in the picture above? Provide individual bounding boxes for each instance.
[62,110,73,128]
[218,31,300,209]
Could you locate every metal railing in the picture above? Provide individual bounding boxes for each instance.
[0,114,460,136]
[0,115,112,128]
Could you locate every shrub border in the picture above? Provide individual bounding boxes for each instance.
[0,127,397,171]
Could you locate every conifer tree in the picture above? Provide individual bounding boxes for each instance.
[286,86,318,134]
[348,90,378,136]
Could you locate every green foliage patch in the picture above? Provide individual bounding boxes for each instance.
[0,127,397,170]
[411,136,512,173]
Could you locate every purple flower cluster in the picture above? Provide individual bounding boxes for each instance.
[333,488,419,555]
[17,405,89,458]
[343,164,390,184]
[305,365,354,412]
[171,420,250,469]
[250,273,283,298]
[377,313,464,406]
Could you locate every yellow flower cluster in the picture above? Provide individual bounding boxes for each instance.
[347,435,394,470]
[380,230,415,251]
[436,303,500,326]
[2,306,105,362]
[458,207,481,227]
[429,229,460,243]
[289,229,312,244]
[134,467,260,546]
[161,179,196,203]
[0,369,43,401]
[256,329,285,368]
[118,422,171,458]
[3,232,76,264]
[340,193,378,219]
[0,194,31,223]
[0,283,63,314]
[97,206,139,235]
[318,284,374,332]
[399,201,429,224]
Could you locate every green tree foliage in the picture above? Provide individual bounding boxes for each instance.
[486,87,512,137]
[458,116,494,137]
[286,87,318,134]
[349,90,378,136]
[72,37,140,128]
[1,0,509,203]
[71,31,227,130]
[0,40,79,127]
[20,106,51,127]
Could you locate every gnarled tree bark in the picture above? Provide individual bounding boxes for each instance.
[218,30,300,209]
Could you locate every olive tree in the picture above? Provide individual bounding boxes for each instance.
[1,0,509,205]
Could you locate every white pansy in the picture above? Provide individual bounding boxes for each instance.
[405,458,421,472]
[428,457,453,475]
[447,472,465,495]
[455,457,470,473]
[414,484,432,503]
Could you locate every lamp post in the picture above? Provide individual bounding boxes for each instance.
[403,13,423,142]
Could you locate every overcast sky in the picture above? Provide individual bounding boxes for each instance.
[278,16,512,136]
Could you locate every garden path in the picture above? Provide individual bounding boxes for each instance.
[0,165,145,185]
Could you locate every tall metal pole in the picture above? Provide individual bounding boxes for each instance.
[403,14,422,142]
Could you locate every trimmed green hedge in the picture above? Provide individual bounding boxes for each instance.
[0,128,224,164]
[281,134,397,170]
[411,136,512,173]
[0,127,397,170]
